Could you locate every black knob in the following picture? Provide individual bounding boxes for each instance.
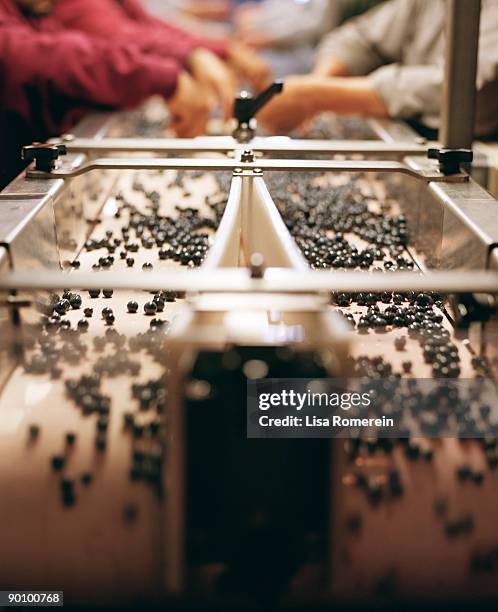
[450,293,496,338]
[240,150,255,163]
[427,148,473,175]
[22,143,67,172]
[233,81,284,125]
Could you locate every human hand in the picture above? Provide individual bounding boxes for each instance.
[167,71,212,137]
[189,48,237,120]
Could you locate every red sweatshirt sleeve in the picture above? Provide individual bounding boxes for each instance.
[51,0,228,65]
[0,26,182,121]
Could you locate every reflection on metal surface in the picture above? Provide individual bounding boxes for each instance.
[0,247,17,392]
[0,196,59,337]
[0,197,59,272]
[437,180,498,270]
[482,248,498,375]
[383,155,498,272]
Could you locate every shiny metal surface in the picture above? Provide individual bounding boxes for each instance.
[0,113,119,392]
[0,195,59,333]
[482,248,498,374]
[52,168,117,264]
[0,247,17,392]
[438,183,498,270]
[68,111,116,139]
[2,268,498,295]
[381,155,427,261]
[382,155,498,271]
[0,196,59,272]
[0,173,113,264]
[368,117,420,142]
[58,136,435,158]
[53,168,87,264]
[27,156,467,183]
[3,162,115,265]
[1,170,64,198]
[440,0,481,149]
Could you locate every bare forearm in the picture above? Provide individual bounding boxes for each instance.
[313,57,350,77]
[305,76,388,117]
[257,74,389,134]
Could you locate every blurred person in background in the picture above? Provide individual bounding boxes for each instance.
[232,0,385,77]
[0,0,270,187]
[155,0,385,79]
[258,0,498,139]
[233,0,384,51]
[52,0,271,116]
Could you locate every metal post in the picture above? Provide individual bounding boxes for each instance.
[440,0,481,149]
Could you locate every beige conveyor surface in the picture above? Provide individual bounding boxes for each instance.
[0,160,496,602]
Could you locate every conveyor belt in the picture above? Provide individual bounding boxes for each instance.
[0,155,496,602]
[0,168,227,597]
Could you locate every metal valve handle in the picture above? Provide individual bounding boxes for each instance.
[233,81,284,143]
[233,81,284,124]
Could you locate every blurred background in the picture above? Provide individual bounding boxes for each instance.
[1,0,497,189]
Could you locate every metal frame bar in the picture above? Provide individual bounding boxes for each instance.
[27,157,466,183]
[1,269,497,295]
[440,0,481,149]
[55,136,435,157]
